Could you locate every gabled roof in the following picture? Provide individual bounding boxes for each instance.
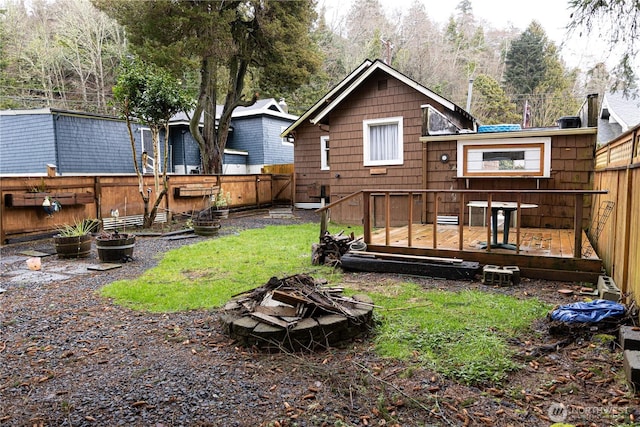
[281,59,474,137]
[598,91,640,144]
[170,97,297,126]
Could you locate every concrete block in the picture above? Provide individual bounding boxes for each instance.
[620,326,640,351]
[623,350,640,387]
[503,266,521,285]
[597,275,620,301]
[482,265,513,286]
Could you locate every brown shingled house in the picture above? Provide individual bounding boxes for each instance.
[282,59,475,223]
[283,59,598,233]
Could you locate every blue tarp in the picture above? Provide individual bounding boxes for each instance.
[550,300,625,323]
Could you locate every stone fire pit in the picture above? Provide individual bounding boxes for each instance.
[220,274,374,351]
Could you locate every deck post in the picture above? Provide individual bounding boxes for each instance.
[385,192,391,245]
[458,194,465,250]
[408,193,413,247]
[433,193,439,249]
[574,193,583,258]
[516,195,522,254]
[363,191,371,245]
[486,194,493,251]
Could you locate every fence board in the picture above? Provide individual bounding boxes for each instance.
[1,173,292,243]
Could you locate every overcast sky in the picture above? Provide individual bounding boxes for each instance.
[318,0,617,71]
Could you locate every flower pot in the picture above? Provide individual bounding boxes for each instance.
[54,234,92,259]
[96,234,135,262]
[211,208,229,219]
[193,220,221,236]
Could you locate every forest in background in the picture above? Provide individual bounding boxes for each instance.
[0,0,625,127]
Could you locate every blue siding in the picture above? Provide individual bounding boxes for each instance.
[55,114,139,173]
[227,116,293,166]
[0,114,57,174]
[227,116,265,166]
[223,152,247,165]
[262,117,294,165]
[170,125,201,171]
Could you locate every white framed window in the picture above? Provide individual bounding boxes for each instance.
[281,126,293,146]
[457,137,551,177]
[363,117,403,166]
[320,135,330,170]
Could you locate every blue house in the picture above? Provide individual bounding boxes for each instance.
[0,98,296,176]
[169,98,296,174]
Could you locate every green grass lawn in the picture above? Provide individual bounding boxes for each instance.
[100,222,551,385]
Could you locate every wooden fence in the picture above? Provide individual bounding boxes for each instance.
[0,173,293,243]
[592,124,640,300]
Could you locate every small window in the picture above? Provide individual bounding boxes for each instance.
[320,135,330,170]
[457,137,550,177]
[363,117,403,166]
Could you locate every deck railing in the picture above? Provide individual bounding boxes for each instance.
[318,189,608,259]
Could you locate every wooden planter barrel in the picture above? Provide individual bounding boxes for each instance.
[96,234,135,262]
[211,208,229,219]
[193,220,221,236]
[54,234,92,259]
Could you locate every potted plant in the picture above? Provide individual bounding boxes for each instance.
[191,210,222,237]
[210,190,231,219]
[53,219,97,258]
[95,229,136,262]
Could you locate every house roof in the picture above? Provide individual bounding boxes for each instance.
[170,97,297,126]
[281,59,474,138]
[0,108,123,122]
[598,91,640,144]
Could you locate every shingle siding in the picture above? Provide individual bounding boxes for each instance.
[228,116,293,167]
[170,125,201,171]
[55,114,138,174]
[0,114,57,174]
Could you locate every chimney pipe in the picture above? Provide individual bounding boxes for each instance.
[466,79,474,113]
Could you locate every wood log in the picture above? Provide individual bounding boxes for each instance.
[271,290,310,305]
[250,311,293,329]
[340,253,480,280]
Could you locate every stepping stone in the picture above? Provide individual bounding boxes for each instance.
[87,263,122,271]
[19,250,52,257]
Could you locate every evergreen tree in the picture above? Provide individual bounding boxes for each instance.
[470,74,520,125]
[94,0,321,174]
[503,21,547,96]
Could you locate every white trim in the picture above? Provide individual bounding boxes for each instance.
[281,126,294,146]
[456,137,551,178]
[280,60,374,138]
[421,127,596,142]
[320,135,330,170]
[224,148,248,156]
[363,116,404,166]
[311,61,455,126]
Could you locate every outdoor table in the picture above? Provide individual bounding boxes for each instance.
[467,201,538,250]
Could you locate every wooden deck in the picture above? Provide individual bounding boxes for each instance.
[371,224,598,259]
[367,224,603,283]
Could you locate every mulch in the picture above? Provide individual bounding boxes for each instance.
[1,209,639,426]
